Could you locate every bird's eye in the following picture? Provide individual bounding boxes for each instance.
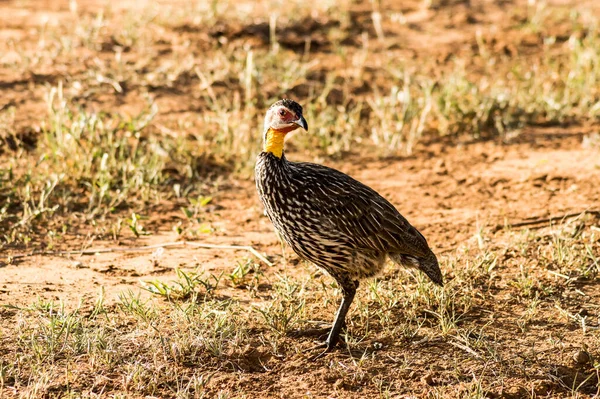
[278,109,286,116]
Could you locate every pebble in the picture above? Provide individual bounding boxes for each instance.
[573,350,592,365]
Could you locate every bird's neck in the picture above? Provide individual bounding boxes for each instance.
[264,128,286,158]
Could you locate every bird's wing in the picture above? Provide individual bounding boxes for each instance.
[290,162,431,257]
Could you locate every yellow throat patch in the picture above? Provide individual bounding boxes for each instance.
[264,128,286,158]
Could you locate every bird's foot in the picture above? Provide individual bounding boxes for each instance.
[304,338,340,361]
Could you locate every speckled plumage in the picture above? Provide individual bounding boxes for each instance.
[255,99,442,356]
[256,153,442,286]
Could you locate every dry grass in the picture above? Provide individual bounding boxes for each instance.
[1,0,600,397]
[1,220,599,397]
[1,0,599,248]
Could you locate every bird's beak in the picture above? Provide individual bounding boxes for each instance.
[294,115,308,131]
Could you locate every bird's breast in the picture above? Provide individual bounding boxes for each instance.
[256,154,312,235]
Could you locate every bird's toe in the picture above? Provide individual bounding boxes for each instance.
[304,337,341,361]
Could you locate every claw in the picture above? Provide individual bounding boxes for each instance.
[305,340,337,361]
[303,341,327,355]
[310,348,330,361]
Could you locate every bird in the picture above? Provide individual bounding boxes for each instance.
[255,99,443,357]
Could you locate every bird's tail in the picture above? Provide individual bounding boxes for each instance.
[390,250,443,286]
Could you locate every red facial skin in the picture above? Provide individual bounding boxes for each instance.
[268,107,299,133]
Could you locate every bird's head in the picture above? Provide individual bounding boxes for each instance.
[263,99,308,158]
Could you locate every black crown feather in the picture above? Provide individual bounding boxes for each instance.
[270,99,303,116]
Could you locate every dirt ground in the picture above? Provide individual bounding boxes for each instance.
[1,0,600,398]
[3,128,599,307]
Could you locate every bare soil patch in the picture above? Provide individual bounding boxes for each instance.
[1,0,599,398]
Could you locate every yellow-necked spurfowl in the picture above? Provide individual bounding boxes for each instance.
[255,99,443,357]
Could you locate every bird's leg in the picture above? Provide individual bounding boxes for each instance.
[309,281,358,360]
[326,284,357,349]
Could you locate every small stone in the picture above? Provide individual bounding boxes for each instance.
[333,378,345,390]
[504,386,527,396]
[434,160,447,175]
[532,380,551,395]
[573,350,592,365]
[422,372,435,386]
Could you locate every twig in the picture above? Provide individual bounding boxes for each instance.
[493,210,600,232]
[4,241,273,267]
[546,270,573,281]
[449,340,482,359]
